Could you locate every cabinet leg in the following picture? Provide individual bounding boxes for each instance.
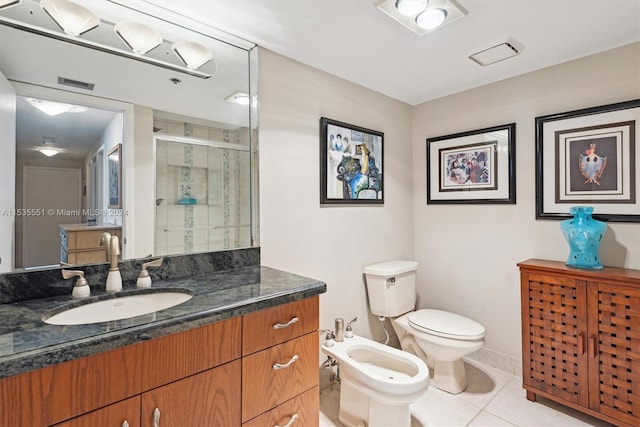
[526,390,536,402]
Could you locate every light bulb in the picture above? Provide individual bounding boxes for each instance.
[395,0,427,17]
[416,8,447,30]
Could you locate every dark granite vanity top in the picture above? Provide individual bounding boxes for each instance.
[0,264,326,380]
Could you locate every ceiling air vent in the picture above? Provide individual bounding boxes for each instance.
[58,77,95,90]
[469,39,524,66]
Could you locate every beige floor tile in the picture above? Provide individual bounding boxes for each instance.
[410,385,482,427]
[467,411,516,426]
[456,360,515,409]
[484,377,614,426]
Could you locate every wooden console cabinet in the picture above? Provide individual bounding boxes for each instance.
[0,295,319,427]
[519,259,640,427]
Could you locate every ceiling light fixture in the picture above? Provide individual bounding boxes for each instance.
[225,90,251,106]
[172,41,212,70]
[416,8,447,30]
[395,0,427,17]
[114,21,163,54]
[0,15,213,79]
[27,98,87,115]
[376,0,467,36]
[40,0,99,36]
[0,0,21,10]
[39,148,59,157]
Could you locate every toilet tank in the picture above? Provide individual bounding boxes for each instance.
[364,260,418,317]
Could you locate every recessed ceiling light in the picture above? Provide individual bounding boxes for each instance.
[40,0,100,36]
[416,8,447,30]
[395,0,426,17]
[376,0,467,36]
[114,21,163,54]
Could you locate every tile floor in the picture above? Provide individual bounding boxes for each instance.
[319,359,615,427]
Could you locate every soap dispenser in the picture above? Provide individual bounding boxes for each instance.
[136,258,164,288]
[105,235,122,292]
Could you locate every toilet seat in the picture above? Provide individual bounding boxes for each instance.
[408,309,485,340]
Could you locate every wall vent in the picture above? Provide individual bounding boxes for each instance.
[57,77,95,90]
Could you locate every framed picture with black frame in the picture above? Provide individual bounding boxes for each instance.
[320,117,384,205]
[426,123,516,204]
[535,99,639,222]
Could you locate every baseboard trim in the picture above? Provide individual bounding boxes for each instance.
[465,347,522,376]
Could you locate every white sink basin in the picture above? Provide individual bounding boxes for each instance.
[44,290,193,325]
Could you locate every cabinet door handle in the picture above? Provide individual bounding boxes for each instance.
[273,354,299,370]
[275,413,299,427]
[153,407,161,427]
[273,317,299,329]
[577,332,585,355]
[589,336,597,359]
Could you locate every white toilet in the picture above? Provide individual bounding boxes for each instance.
[322,334,429,427]
[364,260,485,394]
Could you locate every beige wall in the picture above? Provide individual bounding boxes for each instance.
[413,42,640,360]
[259,42,640,363]
[258,49,415,338]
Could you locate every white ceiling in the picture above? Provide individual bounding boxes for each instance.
[155,0,640,105]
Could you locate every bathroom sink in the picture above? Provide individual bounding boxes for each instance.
[44,290,193,325]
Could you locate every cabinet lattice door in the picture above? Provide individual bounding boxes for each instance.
[525,273,588,407]
[589,282,640,425]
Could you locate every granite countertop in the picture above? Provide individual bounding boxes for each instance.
[0,265,326,380]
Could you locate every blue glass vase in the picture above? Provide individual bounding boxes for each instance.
[560,206,606,269]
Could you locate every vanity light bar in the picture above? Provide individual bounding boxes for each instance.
[0,15,212,79]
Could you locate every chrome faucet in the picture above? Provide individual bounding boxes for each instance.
[100,232,122,292]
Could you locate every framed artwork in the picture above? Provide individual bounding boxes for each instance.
[107,144,122,209]
[426,123,516,204]
[320,117,383,204]
[535,99,639,222]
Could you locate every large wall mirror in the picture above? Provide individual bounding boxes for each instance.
[0,0,259,273]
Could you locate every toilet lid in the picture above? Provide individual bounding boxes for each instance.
[408,309,485,340]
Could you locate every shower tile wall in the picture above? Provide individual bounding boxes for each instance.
[154,119,251,257]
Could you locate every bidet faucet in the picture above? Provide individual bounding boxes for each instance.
[62,269,90,298]
[335,318,345,342]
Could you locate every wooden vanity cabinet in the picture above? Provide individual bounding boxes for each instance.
[241,296,320,425]
[0,295,321,427]
[0,317,242,426]
[519,259,640,427]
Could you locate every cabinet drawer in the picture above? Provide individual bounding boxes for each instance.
[52,396,141,427]
[242,332,319,422]
[242,386,319,427]
[243,296,319,355]
[142,360,241,427]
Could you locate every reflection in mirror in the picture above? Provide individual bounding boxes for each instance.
[0,0,258,274]
[15,93,124,269]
